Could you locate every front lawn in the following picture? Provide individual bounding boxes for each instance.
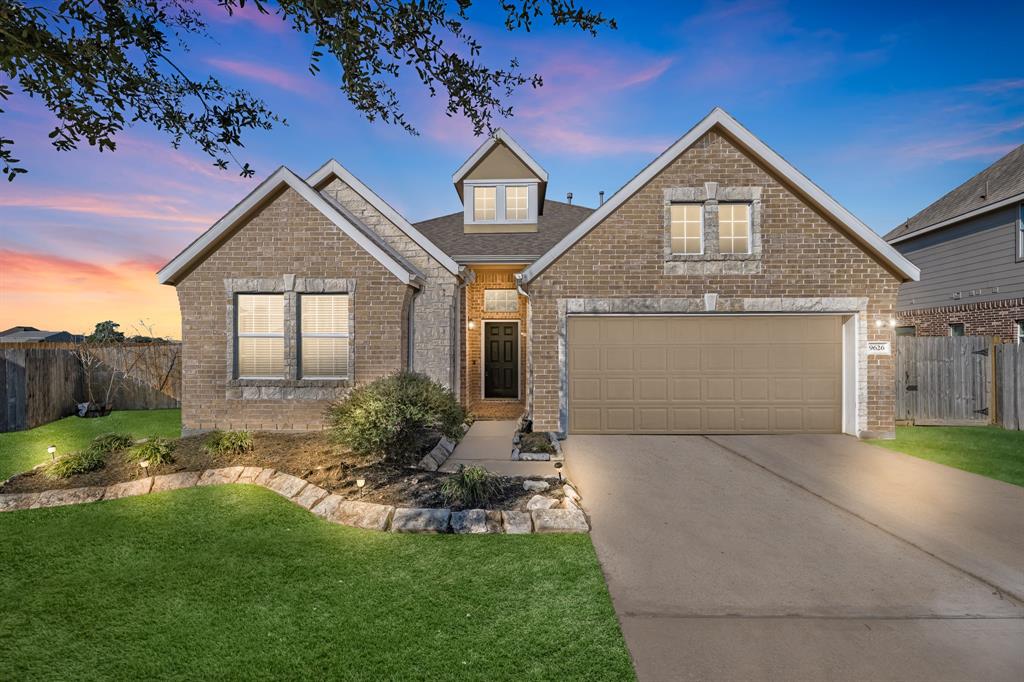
[0,485,634,680]
[869,425,1024,487]
[0,409,181,482]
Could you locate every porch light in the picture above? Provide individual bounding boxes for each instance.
[467,320,476,330]
[875,319,884,328]
[47,445,56,461]
[888,318,897,328]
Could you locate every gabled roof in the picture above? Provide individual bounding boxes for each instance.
[520,108,920,284]
[885,144,1024,244]
[157,167,424,286]
[414,200,594,264]
[451,128,549,186]
[307,159,460,275]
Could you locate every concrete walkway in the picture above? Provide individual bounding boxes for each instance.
[565,434,1024,682]
[440,421,557,477]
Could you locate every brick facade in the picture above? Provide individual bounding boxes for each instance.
[176,187,413,433]
[896,298,1024,339]
[460,267,528,420]
[525,130,903,437]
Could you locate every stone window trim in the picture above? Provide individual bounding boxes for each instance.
[551,296,871,439]
[224,276,356,399]
[662,183,763,275]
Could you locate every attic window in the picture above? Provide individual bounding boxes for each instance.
[505,186,529,220]
[474,186,496,221]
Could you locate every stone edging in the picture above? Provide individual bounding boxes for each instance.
[0,467,590,534]
[417,436,456,472]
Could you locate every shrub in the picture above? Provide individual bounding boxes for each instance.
[90,432,135,454]
[441,465,505,509]
[45,449,105,479]
[203,430,254,457]
[328,371,466,465]
[519,432,555,454]
[126,438,175,466]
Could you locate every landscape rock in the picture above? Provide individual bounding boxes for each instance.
[30,487,105,509]
[254,468,276,486]
[522,480,550,492]
[532,508,589,534]
[0,492,41,512]
[501,510,533,534]
[563,484,580,502]
[562,496,580,511]
[263,472,308,499]
[526,494,558,511]
[391,507,451,533]
[329,500,395,531]
[151,471,201,492]
[197,467,245,487]
[104,477,153,500]
[451,509,502,534]
[235,466,265,484]
[517,451,551,462]
[292,484,328,510]
[310,494,344,519]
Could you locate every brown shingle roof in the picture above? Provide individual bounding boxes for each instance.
[414,200,594,263]
[885,144,1024,241]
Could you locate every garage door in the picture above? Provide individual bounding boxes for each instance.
[568,315,843,434]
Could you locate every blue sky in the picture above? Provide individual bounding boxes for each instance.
[2,0,1022,337]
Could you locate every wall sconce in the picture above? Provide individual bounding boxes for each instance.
[888,318,897,328]
[467,321,476,330]
[47,445,56,461]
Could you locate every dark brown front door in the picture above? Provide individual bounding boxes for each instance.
[484,322,518,399]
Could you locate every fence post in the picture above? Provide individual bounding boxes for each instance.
[991,336,1000,425]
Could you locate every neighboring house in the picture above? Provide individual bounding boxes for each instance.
[884,145,1024,341]
[0,326,82,343]
[158,108,918,439]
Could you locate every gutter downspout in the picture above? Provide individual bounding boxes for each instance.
[515,272,533,422]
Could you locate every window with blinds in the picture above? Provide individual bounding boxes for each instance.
[300,294,350,378]
[236,294,285,378]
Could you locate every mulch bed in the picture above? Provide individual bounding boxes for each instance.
[1,431,560,511]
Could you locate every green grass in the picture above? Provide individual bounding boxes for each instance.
[0,409,180,482]
[0,485,634,681]
[870,425,1024,487]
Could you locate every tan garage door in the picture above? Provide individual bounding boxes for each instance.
[568,315,843,434]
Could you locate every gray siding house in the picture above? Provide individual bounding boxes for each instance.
[885,145,1024,340]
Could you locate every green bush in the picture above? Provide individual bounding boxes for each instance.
[441,465,505,509]
[45,449,105,479]
[126,438,175,466]
[203,430,254,457]
[328,371,466,465]
[90,432,135,454]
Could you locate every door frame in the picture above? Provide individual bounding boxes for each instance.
[481,319,521,400]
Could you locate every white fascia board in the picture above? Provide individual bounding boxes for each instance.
[520,108,921,284]
[157,167,419,287]
[887,191,1024,245]
[451,128,549,184]
[308,159,460,275]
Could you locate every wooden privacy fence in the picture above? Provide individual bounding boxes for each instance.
[895,336,1023,430]
[0,342,181,432]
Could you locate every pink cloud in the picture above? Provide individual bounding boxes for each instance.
[199,0,289,34]
[0,190,215,227]
[206,57,318,95]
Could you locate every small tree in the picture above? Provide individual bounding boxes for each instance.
[86,321,125,343]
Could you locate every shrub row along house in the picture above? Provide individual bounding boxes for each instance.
[884,144,1024,340]
[158,108,919,440]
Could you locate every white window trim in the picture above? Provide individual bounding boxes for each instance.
[719,202,753,255]
[464,179,538,225]
[299,294,351,380]
[504,185,530,222]
[669,203,704,255]
[236,294,285,380]
[1017,202,1024,261]
[1016,320,1023,344]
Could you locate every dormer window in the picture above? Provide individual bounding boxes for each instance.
[474,186,496,221]
[505,186,529,220]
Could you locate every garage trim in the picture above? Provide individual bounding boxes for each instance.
[554,296,868,438]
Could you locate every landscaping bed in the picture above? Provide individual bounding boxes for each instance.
[1,430,564,511]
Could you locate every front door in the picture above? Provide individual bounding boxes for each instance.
[484,322,519,399]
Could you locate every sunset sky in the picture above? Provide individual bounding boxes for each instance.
[2,0,1022,339]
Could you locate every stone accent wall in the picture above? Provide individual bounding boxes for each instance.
[525,130,903,438]
[176,186,413,433]
[320,178,459,388]
[461,267,528,420]
[896,298,1024,339]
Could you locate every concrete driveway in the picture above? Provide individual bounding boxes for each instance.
[564,434,1024,681]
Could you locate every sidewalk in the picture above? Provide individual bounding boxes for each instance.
[441,420,558,477]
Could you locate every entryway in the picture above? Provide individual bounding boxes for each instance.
[483,321,519,399]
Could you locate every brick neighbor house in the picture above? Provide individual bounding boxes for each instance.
[158,108,918,440]
[884,144,1024,341]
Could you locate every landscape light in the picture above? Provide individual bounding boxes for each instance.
[553,462,564,483]
[139,460,150,474]
[47,445,56,461]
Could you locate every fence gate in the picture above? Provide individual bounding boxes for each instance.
[895,336,993,426]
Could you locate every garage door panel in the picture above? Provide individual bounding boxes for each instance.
[568,316,842,434]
